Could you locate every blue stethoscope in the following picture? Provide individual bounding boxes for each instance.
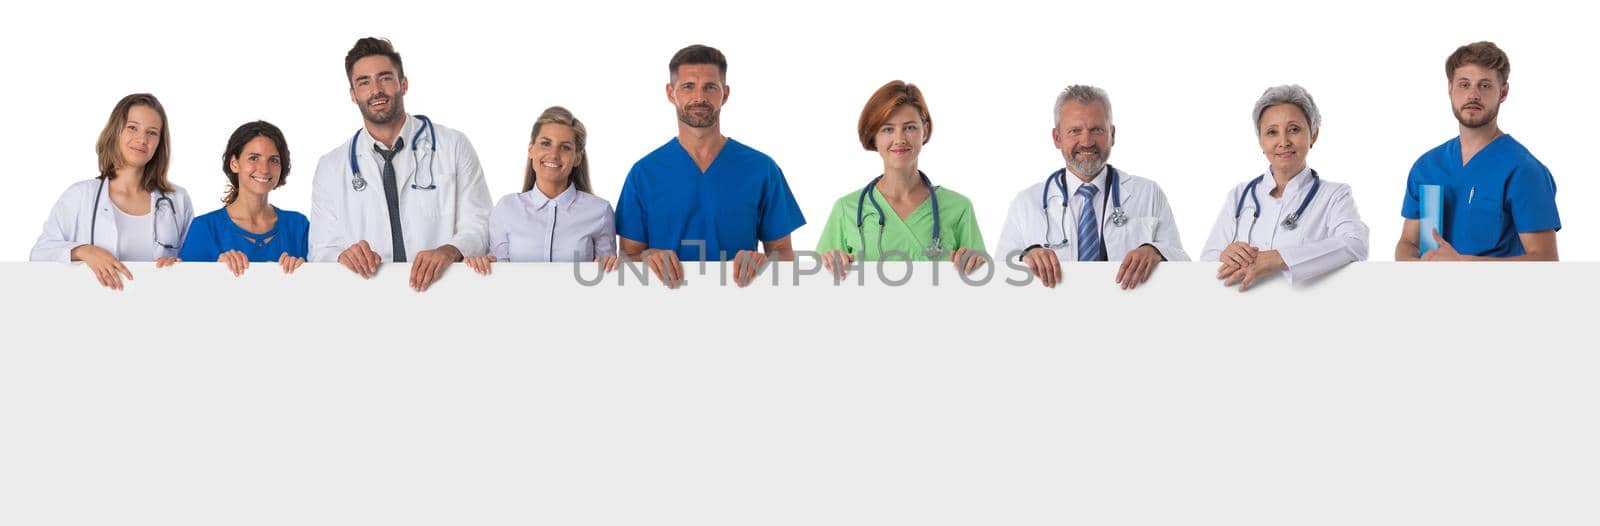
[1040,165,1127,249]
[1232,169,1321,244]
[855,171,944,258]
[88,177,180,251]
[348,114,437,192]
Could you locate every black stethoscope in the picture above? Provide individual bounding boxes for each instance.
[1232,169,1321,244]
[88,177,180,251]
[854,171,944,258]
[348,114,437,192]
[1040,165,1127,249]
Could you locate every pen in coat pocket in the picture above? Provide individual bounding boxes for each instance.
[1469,186,1475,204]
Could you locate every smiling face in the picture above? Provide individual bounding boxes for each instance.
[119,104,162,170]
[528,123,579,188]
[1450,63,1507,129]
[229,135,283,199]
[1053,100,1114,180]
[667,63,727,129]
[874,104,925,172]
[1257,103,1316,178]
[349,55,408,126]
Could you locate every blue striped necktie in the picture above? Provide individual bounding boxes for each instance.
[1076,184,1105,262]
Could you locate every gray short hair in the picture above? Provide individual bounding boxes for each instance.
[1054,85,1113,128]
[1252,84,1321,136]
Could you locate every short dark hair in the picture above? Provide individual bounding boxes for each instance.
[669,44,727,79]
[220,121,291,205]
[1446,41,1510,83]
[345,37,404,85]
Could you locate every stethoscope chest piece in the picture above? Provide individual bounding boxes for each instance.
[1109,208,1129,227]
[857,171,945,259]
[88,178,179,250]
[1233,169,1321,242]
[1041,165,1127,247]
[352,175,367,192]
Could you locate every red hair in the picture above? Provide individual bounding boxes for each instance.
[857,80,932,150]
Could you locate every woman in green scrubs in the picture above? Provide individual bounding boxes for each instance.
[817,80,987,278]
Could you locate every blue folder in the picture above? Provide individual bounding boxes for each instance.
[1419,184,1442,256]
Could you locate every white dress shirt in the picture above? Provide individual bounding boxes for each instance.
[488,185,617,262]
[1199,167,1369,283]
[995,165,1189,262]
[309,114,492,262]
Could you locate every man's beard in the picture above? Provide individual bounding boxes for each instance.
[1453,103,1497,129]
[361,94,405,125]
[1066,147,1106,177]
[677,103,718,128]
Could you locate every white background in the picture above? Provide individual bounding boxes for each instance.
[0,0,1592,260]
[3,2,1597,524]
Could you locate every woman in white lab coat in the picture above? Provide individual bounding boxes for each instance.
[1201,85,1368,290]
[464,106,617,274]
[30,93,194,290]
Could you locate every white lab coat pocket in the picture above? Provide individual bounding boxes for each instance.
[1103,216,1158,257]
[398,189,444,254]
[404,149,449,217]
[409,185,444,220]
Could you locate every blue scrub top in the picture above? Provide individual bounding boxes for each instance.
[1401,134,1559,257]
[179,206,310,262]
[616,138,805,261]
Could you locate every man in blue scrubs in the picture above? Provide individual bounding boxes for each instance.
[617,45,806,287]
[1397,41,1560,261]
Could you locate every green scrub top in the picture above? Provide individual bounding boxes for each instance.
[815,185,986,261]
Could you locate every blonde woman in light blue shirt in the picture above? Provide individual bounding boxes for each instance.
[465,106,618,274]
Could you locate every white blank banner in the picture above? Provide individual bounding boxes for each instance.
[2,261,1596,525]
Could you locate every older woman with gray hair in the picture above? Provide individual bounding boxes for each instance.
[1200,85,1369,290]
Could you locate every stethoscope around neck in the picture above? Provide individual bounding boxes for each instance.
[348,114,437,192]
[1040,165,1127,249]
[1232,169,1321,244]
[89,177,180,252]
[855,170,945,259]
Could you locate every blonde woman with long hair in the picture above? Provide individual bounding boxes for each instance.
[465,106,617,274]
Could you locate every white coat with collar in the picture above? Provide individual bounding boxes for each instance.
[1199,167,1369,284]
[30,178,194,262]
[309,114,492,262]
[995,165,1189,263]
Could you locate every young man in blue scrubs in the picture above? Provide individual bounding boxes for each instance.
[1396,41,1560,261]
[616,45,806,287]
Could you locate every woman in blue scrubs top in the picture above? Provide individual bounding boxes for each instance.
[179,121,309,275]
